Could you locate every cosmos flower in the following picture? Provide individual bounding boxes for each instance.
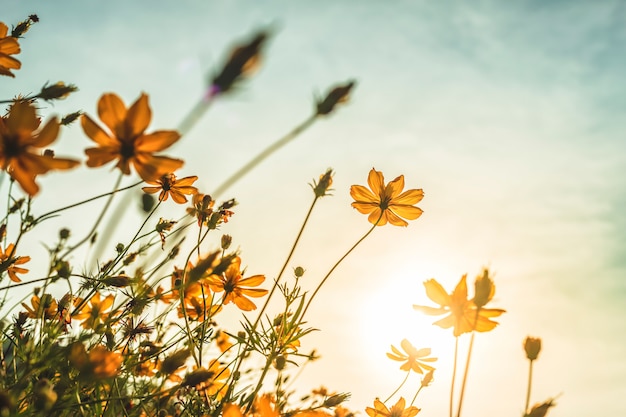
[0,101,79,195]
[350,168,423,227]
[142,172,198,203]
[0,243,30,282]
[208,256,268,311]
[72,292,115,330]
[386,339,436,374]
[365,398,420,417]
[0,22,21,77]
[82,92,183,181]
[413,275,505,337]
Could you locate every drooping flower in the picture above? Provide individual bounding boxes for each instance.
[0,243,30,282]
[0,101,79,195]
[350,168,424,227]
[386,339,436,374]
[413,275,505,337]
[365,397,420,417]
[81,93,183,181]
[208,256,268,311]
[142,172,198,203]
[0,22,21,77]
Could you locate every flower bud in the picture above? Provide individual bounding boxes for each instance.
[421,369,435,387]
[61,111,82,126]
[221,234,232,250]
[311,169,334,197]
[294,266,305,278]
[524,336,542,361]
[274,354,287,370]
[103,275,132,288]
[316,80,356,116]
[323,393,350,407]
[473,268,494,308]
[38,81,78,101]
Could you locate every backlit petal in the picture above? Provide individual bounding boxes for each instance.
[422,279,451,307]
[125,93,151,138]
[98,93,127,136]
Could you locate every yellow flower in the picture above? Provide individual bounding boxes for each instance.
[0,243,30,282]
[69,342,122,379]
[350,168,423,226]
[0,22,21,77]
[208,256,268,311]
[182,360,231,399]
[0,101,79,195]
[413,275,505,337]
[21,294,57,320]
[386,339,436,374]
[365,397,420,417]
[142,172,198,204]
[72,292,115,330]
[82,93,183,181]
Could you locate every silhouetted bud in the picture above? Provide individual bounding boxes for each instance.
[11,15,38,37]
[61,111,82,125]
[311,168,334,197]
[324,393,350,407]
[38,81,77,101]
[59,228,70,240]
[294,266,305,278]
[221,234,232,250]
[316,80,355,116]
[524,336,542,361]
[210,29,271,96]
[473,268,494,308]
[103,275,132,288]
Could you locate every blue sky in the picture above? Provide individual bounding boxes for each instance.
[2,1,625,416]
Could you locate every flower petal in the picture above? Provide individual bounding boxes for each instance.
[422,279,451,307]
[367,168,385,196]
[135,131,181,152]
[98,93,127,137]
[125,93,151,138]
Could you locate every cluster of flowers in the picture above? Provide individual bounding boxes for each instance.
[0,15,557,417]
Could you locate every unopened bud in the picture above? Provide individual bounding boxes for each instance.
[294,266,305,278]
[316,80,355,116]
[274,354,287,370]
[221,234,232,250]
[421,369,434,387]
[38,81,77,101]
[323,393,350,407]
[473,268,494,308]
[103,275,131,288]
[524,336,542,361]
[61,111,82,126]
[311,168,334,197]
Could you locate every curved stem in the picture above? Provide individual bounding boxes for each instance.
[300,220,378,322]
[252,195,319,330]
[60,173,125,259]
[450,336,458,417]
[212,114,318,198]
[385,371,410,403]
[524,359,534,413]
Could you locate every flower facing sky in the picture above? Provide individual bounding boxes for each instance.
[208,256,268,311]
[0,101,79,195]
[386,339,436,374]
[82,92,183,181]
[350,168,424,227]
[142,172,198,203]
[365,397,420,417]
[0,22,21,77]
[413,274,505,337]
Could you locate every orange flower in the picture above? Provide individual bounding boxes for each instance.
[69,342,122,379]
[350,168,423,227]
[21,294,57,320]
[0,243,30,282]
[72,292,115,329]
[365,398,420,417]
[413,275,505,337]
[386,339,436,374]
[142,172,198,203]
[208,256,268,311]
[81,93,183,181]
[0,101,79,195]
[182,360,230,399]
[0,22,21,77]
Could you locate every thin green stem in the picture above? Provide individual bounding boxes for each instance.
[60,173,125,259]
[385,371,410,403]
[455,332,475,417]
[252,195,319,330]
[300,219,378,322]
[524,359,534,413]
[212,114,318,198]
[410,385,424,407]
[450,336,458,417]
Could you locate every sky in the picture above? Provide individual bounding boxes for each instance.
[2,1,626,416]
